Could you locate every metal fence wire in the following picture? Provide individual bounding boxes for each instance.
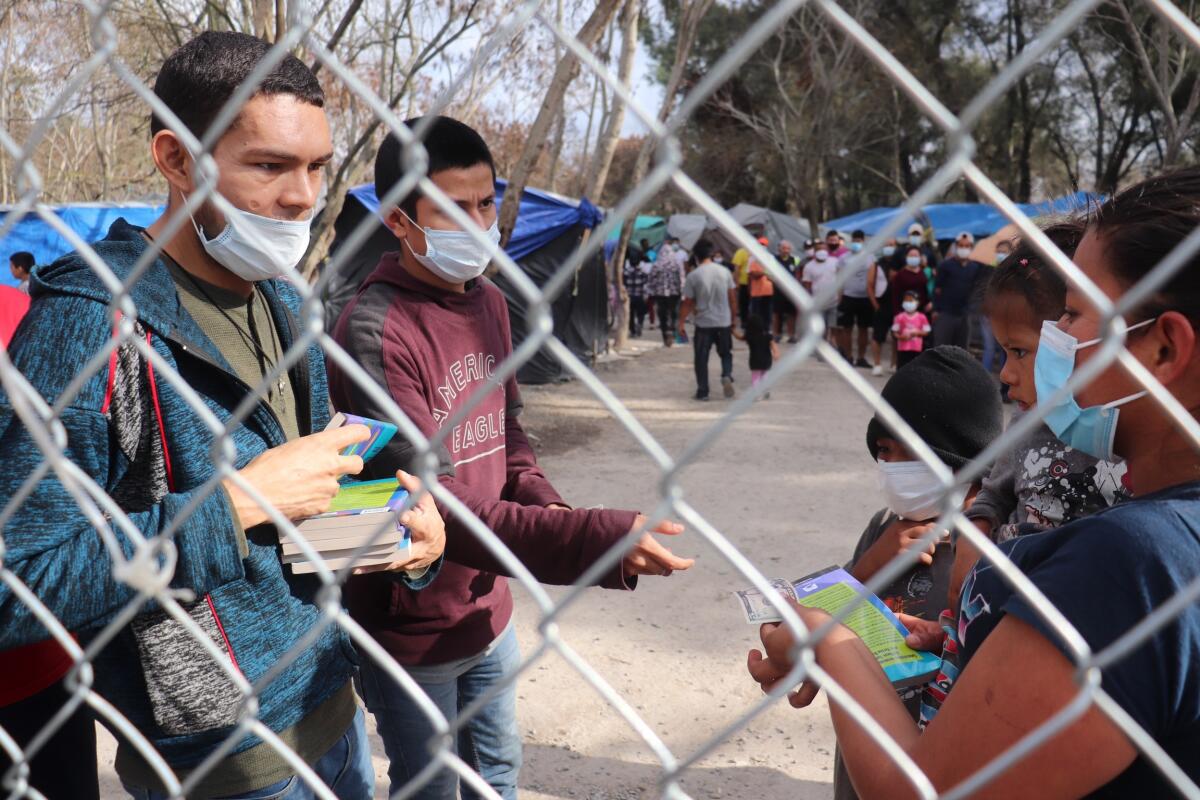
[3,0,1200,798]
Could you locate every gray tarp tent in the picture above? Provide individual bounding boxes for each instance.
[667,204,811,254]
[665,213,708,250]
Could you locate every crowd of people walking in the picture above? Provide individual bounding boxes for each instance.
[626,216,1013,402]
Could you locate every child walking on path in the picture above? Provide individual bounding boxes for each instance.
[891,290,931,369]
[735,314,779,398]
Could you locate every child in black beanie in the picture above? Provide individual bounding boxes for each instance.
[832,345,1003,800]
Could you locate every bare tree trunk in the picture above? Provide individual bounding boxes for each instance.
[251,0,273,39]
[584,0,639,201]
[496,0,623,246]
[0,13,12,204]
[609,0,713,350]
[1115,0,1200,169]
[546,112,566,192]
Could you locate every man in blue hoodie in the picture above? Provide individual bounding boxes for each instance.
[0,32,444,799]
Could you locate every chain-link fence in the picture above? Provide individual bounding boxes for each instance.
[3,0,1200,798]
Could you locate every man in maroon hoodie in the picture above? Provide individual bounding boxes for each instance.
[327,116,693,800]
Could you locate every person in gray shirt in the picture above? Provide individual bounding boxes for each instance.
[678,239,738,401]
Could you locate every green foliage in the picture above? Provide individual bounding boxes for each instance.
[646,0,1200,224]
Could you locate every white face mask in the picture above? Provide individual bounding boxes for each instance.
[909,234,922,246]
[956,246,973,259]
[906,256,921,268]
[902,300,919,313]
[804,248,815,258]
[187,192,311,282]
[401,209,500,284]
[877,460,945,521]
[815,250,829,261]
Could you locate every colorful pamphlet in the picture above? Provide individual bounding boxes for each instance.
[734,566,941,687]
[325,411,398,464]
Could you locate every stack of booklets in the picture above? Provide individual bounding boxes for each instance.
[284,413,411,574]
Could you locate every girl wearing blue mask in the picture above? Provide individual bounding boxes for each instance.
[922,220,1133,731]
[749,168,1200,798]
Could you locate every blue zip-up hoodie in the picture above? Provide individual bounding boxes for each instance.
[0,219,357,771]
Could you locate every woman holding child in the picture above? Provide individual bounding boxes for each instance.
[749,169,1200,798]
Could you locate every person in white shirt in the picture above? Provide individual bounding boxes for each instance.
[801,240,841,345]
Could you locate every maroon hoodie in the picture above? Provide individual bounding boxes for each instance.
[328,252,637,665]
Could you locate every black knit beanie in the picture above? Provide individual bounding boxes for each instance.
[866,346,1003,470]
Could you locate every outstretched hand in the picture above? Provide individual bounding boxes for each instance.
[622,516,695,577]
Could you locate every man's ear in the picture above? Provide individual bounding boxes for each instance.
[150,130,193,196]
[383,207,409,242]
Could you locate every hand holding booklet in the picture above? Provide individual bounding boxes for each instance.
[283,413,410,574]
[734,566,941,687]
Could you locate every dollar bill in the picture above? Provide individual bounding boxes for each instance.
[733,578,798,624]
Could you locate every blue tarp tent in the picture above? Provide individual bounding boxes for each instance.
[820,206,896,235]
[602,215,667,263]
[326,180,608,384]
[0,203,164,287]
[347,180,602,262]
[823,191,1099,238]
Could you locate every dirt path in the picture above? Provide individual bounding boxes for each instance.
[95,334,891,799]
[510,335,889,800]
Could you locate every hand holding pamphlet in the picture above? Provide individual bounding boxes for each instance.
[734,566,941,687]
[283,413,410,574]
[327,411,398,469]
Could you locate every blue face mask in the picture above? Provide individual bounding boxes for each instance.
[1033,318,1155,460]
[850,241,863,253]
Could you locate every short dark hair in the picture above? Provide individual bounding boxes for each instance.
[9,251,34,272]
[982,219,1086,322]
[150,31,324,141]
[1088,167,1200,319]
[375,116,496,219]
[852,229,865,239]
[693,239,714,261]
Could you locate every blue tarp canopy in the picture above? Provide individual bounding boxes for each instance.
[820,206,896,235]
[823,191,1099,238]
[601,215,667,262]
[348,179,602,262]
[0,203,164,287]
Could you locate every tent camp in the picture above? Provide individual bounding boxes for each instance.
[602,214,667,263]
[321,180,605,384]
[822,191,1099,239]
[689,203,811,256]
[601,205,809,265]
[0,202,164,288]
[665,213,708,250]
[604,214,666,248]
